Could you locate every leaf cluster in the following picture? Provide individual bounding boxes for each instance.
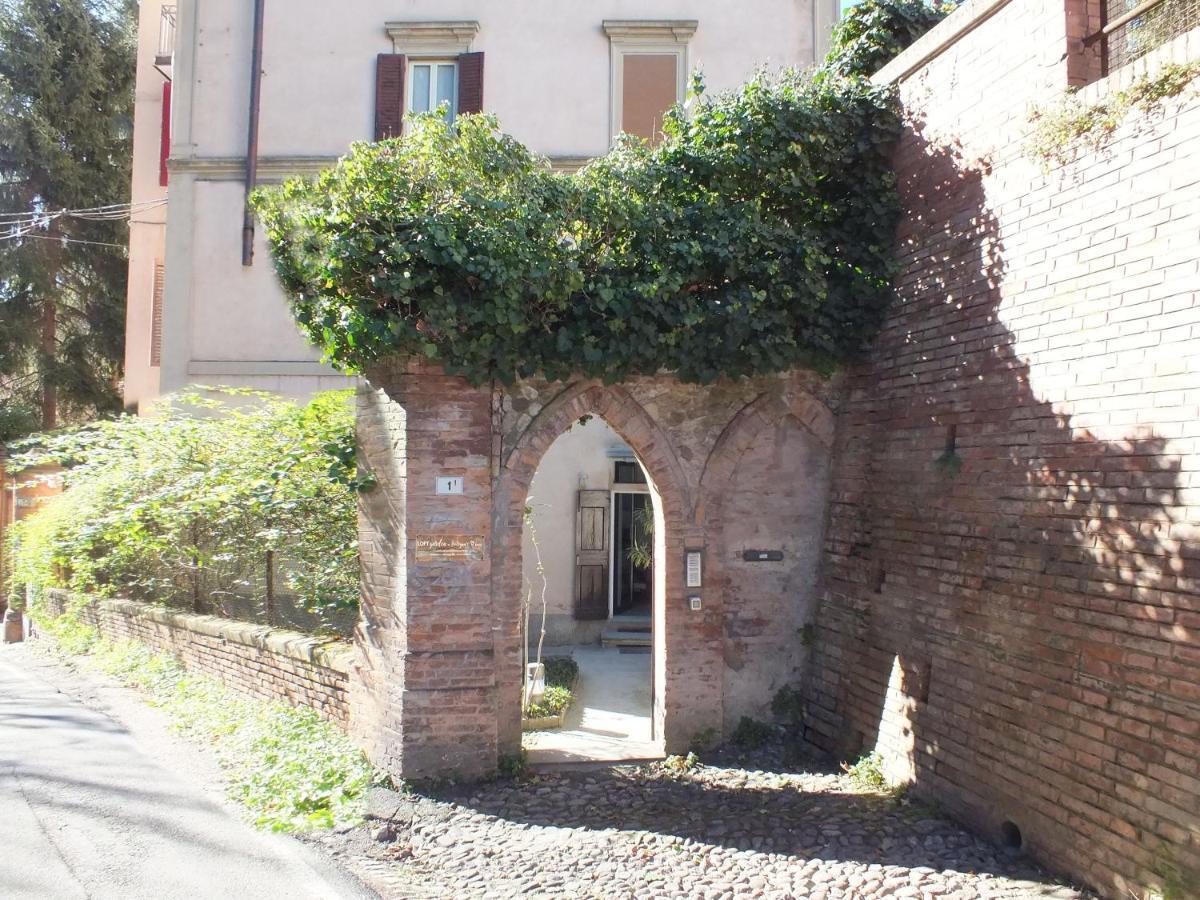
[6,389,362,626]
[1027,61,1200,168]
[524,684,573,719]
[842,749,890,792]
[823,0,950,79]
[253,1,948,385]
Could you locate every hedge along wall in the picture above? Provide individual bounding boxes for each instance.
[803,0,1200,897]
[37,590,354,725]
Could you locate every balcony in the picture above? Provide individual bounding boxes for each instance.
[155,4,176,68]
[1089,0,1200,74]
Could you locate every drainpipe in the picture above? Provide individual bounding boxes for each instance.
[241,0,266,266]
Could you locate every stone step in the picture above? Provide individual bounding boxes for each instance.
[601,628,652,648]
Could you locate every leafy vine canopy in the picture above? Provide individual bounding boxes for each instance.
[253,0,946,385]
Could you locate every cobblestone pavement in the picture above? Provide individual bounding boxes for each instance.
[314,748,1093,900]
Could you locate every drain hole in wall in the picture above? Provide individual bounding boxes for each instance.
[1000,820,1023,852]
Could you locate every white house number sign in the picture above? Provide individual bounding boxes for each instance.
[436,476,464,495]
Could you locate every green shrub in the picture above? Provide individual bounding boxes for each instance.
[253,1,948,386]
[661,751,701,775]
[31,594,99,655]
[842,750,890,792]
[1028,62,1200,167]
[541,655,579,688]
[496,750,529,780]
[77,635,385,831]
[6,389,365,628]
[731,716,773,749]
[689,727,718,753]
[524,684,572,719]
[823,0,949,78]
[770,685,804,724]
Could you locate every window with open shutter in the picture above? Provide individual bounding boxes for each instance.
[375,53,406,140]
[457,51,484,114]
[159,81,171,186]
[575,489,610,620]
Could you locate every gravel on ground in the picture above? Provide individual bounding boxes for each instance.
[317,746,1095,900]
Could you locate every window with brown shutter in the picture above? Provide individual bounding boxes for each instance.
[149,261,164,367]
[159,81,171,186]
[621,54,677,144]
[457,51,484,114]
[375,53,406,140]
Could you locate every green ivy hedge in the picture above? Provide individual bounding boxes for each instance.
[254,0,946,385]
[6,390,365,626]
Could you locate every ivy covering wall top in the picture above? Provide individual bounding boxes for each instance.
[254,1,946,385]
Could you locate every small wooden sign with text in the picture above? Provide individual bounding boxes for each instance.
[414,534,485,562]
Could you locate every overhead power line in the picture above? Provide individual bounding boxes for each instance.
[5,232,128,249]
[0,198,167,244]
[0,198,166,228]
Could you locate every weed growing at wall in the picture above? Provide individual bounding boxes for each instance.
[254,1,946,385]
[31,593,99,654]
[731,716,774,749]
[1153,844,1200,900]
[1028,62,1200,168]
[842,751,890,792]
[6,390,364,629]
[76,635,384,831]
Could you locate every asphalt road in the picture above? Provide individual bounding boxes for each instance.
[0,645,376,899]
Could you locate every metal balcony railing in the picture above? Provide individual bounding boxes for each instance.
[1087,0,1200,74]
[156,4,177,67]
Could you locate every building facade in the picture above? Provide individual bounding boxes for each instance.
[124,0,842,410]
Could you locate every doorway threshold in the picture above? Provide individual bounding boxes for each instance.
[524,733,664,766]
[522,644,659,766]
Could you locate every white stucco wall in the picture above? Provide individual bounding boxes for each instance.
[180,0,826,159]
[155,0,839,398]
[522,417,635,646]
[123,0,169,412]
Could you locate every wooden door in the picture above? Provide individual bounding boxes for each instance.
[574,489,610,620]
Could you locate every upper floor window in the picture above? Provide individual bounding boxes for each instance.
[156,4,177,67]
[409,60,458,122]
[620,53,680,143]
[603,20,697,146]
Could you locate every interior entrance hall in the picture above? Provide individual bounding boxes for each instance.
[519,415,662,764]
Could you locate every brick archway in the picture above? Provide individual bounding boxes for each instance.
[353,360,835,778]
[491,381,697,756]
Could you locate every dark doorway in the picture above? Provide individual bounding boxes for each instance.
[612,492,652,616]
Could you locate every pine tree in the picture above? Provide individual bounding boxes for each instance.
[0,0,135,436]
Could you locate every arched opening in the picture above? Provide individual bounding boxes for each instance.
[517,413,665,764]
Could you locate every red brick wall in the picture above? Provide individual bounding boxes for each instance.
[805,3,1200,897]
[353,359,840,778]
[37,591,353,724]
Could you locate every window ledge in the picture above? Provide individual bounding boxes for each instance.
[385,20,480,54]
[602,20,698,43]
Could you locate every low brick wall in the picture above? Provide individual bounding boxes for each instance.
[36,590,354,725]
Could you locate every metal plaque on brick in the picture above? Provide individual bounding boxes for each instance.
[742,549,784,562]
[414,534,485,562]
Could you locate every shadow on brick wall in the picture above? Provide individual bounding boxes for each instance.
[802,114,1196,892]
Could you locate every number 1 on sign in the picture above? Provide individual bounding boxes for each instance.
[436,476,464,495]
